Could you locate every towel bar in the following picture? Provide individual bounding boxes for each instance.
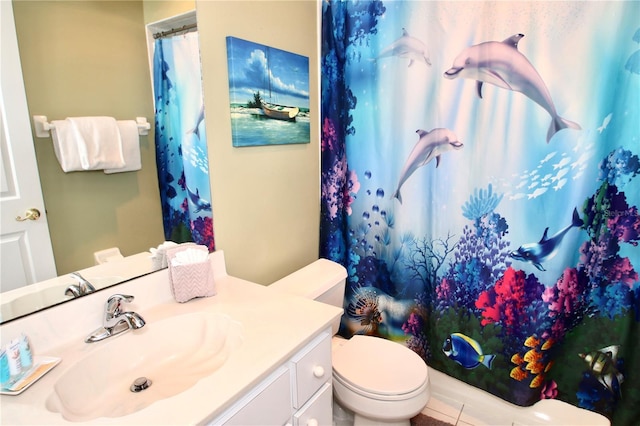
[32,115,151,138]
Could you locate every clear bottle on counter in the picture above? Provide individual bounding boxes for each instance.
[19,334,33,370]
[0,348,10,386]
[6,339,22,378]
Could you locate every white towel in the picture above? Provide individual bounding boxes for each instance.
[51,119,82,172]
[104,120,142,174]
[67,117,125,170]
[51,117,125,172]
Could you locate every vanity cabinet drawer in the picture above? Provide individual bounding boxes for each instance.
[209,328,333,425]
[220,366,292,426]
[290,331,331,409]
[293,383,332,426]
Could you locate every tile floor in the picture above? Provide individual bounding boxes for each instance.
[420,368,610,426]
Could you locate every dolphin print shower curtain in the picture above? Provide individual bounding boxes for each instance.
[320,1,640,423]
[153,32,214,251]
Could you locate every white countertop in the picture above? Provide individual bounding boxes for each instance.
[0,251,343,425]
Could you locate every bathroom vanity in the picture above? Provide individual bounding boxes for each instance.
[0,251,342,425]
[211,331,333,425]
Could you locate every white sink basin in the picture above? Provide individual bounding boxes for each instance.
[45,312,243,422]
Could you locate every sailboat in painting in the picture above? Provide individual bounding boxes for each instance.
[260,100,299,121]
[261,47,299,121]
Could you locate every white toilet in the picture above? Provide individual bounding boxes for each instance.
[270,259,430,426]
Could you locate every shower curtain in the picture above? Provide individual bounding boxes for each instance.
[153,32,214,251]
[320,1,640,424]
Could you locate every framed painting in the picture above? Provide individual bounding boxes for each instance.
[226,37,310,147]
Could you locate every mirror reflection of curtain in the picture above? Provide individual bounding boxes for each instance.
[320,1,639,424]
[153,32,214,251]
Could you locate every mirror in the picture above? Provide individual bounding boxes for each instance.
[0,254,160,323]
[1,1,195,324]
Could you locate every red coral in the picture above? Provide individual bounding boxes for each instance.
[475,289,499,326]
[475,267,530,327]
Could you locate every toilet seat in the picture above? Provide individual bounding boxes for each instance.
[332,335,428,400]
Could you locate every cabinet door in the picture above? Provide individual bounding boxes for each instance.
[293,383,332,426]
[290,332,332,409]
[222,367,292,425]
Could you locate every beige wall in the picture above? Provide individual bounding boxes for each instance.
[144,0,321,284]
[13,1,164,275]
[196,0,320,284]
[143,0,195,24]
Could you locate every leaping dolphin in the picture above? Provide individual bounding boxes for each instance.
[443,34,580,143]
[510,207,584,271]
[392,128,463,204]
[188,104,206,139]
[374,28,431,67]
[187,186,212,213]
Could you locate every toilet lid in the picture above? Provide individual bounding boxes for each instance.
[332,335,428,396]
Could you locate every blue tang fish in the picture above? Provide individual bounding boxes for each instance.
[442,333,495,369]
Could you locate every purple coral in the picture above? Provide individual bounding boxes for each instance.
[540,380,558,399]
[321,150,360,220]
[607,206,640,246]
[542,268,589,339]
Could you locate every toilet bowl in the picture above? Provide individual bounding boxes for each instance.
[269,259,430,425]
[331,335,430,425]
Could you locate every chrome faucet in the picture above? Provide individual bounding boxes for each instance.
[85,294,146,343]
[64,272,96,297]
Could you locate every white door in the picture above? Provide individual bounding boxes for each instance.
[1,1,57,293]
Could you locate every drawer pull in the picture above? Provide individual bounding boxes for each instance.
[307,419,318,426]
[312,366,325,378]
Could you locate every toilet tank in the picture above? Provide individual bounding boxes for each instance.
[269,259,347,333]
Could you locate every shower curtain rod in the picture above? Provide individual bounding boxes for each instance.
[153,23,197,39]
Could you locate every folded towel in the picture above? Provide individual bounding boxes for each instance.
[51,119,83,172]
[67,117,125,170]
[104,120,142,174]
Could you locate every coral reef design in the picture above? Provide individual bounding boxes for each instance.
[320,1,639,424]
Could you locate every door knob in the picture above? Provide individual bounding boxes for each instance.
[15,208,41,222]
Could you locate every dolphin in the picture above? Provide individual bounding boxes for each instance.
[392,128,463,204]
[188,104,206,139]
[510,207,584,271]
[374,28,431,67]
[187,186,212,213]
[443,34,580,143]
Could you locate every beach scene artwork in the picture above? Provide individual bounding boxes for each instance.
[226,37,310,147]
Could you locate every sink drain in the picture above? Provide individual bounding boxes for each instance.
[130,377,152,393]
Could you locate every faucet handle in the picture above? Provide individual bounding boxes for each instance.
[105,294,134,315]
[108,294,134,303]
[69,272,96,294]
